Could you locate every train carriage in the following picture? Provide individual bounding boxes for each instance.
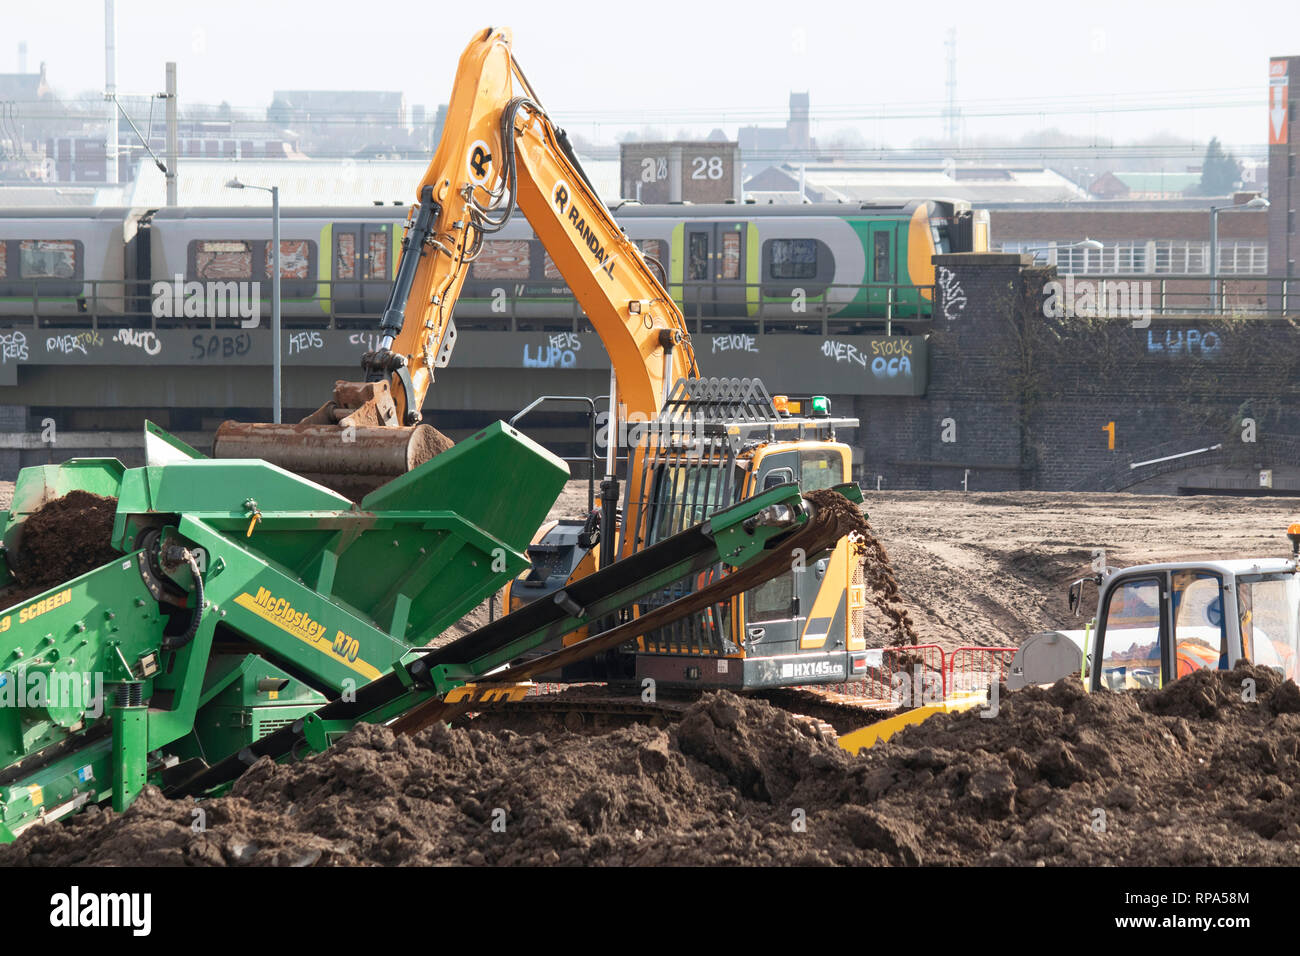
[0,207,136,318]
[1,199,987,328]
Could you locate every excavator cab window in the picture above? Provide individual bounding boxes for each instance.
[799,449,844,491]
[645,461,739,547]
[763,467,795,490]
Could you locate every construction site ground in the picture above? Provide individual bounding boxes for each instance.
[2,479,1299,866]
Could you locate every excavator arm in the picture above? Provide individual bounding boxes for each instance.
[215,27,697,493]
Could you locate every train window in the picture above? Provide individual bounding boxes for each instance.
[768,239,816,280]
[721,231,741,280]
[265,240,312,280]
[873,232,893,282]
[336,234,356,280]
[196,240,252,280]
[18,240,77,279]
[688,232,709,281]
[930,221,952,254]
[636,239,665,261]
[0,243,6,279]
[366,232,388,279]
[472,239,530,279]
[543,249,563,280]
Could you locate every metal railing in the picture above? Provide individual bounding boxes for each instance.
[1036,273,1295,317]
[0,278,938,335]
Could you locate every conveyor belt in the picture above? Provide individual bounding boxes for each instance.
[167,483,834,797]
[389,497,848,733]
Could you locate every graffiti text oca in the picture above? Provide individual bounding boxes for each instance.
[821,338,912,379]
[113,328,162,357]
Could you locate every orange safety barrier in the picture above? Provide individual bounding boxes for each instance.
[946,646,1017,697]
[802,644,948,706]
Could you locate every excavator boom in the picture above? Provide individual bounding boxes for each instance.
[215,28,697,493]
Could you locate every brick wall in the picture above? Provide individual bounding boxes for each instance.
[848,254,1300,493]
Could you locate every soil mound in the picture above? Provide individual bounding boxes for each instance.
[7,664,1300,866]
[2,491,120,607]
[805,490,919,646]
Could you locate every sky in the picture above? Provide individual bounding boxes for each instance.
[4,0,1298,152]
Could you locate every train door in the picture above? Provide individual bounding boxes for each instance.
[866,221,897,313]
[683,222,747,318]
[333,224,391,315]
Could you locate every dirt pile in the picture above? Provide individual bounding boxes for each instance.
[865,489,1300,651]
[7,664,1300,866]
[2,491,120,606]
[804,489,918,646]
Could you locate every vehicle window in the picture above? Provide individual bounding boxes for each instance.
[636,239,665,261]
[472,239,530,279]
[768,239,816,280]
[1238,573,1300,680]
[336,233,356,279]
[1099,578,1162,690]
[19,240,77,279]
[930,221,951,254]
[748,571,796,622]
[873,231,893,282]
[721,230,741,280]
[688,232,709,281]
[195,240,251,280]
[800,450,843,491]
[649,463,733,544]
[366,232,389,279]
[0,243,7,279]
[265,240,311,280]
[542,249,563,280]
[1171,571,1225,678]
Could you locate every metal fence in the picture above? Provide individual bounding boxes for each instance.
[0,278,938,335]
[1039,274,1295,317]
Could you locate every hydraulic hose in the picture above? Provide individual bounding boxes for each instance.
[161,547,204,652]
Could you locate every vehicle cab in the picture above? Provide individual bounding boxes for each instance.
[1083,557,1299,691]
[1009,525,1300,692]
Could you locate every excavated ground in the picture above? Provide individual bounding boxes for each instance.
[7,668,1300,866]
[1,480,1298,866]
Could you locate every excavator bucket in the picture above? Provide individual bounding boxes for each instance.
[211,379,450,500]
[212,421,451,501]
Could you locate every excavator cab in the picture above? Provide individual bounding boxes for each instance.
[509,377,868,691]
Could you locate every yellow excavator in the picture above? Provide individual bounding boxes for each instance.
[216,27,871,692]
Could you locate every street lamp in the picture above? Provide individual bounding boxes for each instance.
[1209,196,1269,312]
[226,177,281,424]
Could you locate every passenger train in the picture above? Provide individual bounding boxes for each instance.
[0,200,988,325]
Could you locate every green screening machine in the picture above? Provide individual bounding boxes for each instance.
[0,421,840,841]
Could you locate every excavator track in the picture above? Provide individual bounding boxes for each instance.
[444,681,883,738]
